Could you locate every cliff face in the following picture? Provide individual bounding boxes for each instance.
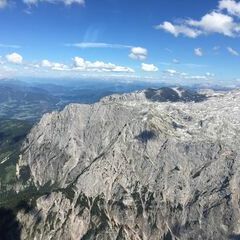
[16,88,240,240]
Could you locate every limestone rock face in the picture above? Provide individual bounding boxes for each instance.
[17,88,240,240]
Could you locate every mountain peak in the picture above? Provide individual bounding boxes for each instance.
[100,87,207,104]
[15,88,240,240]
[144,87,207,102]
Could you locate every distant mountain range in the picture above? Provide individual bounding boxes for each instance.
[1,78,234,122]
[0,79,168,121]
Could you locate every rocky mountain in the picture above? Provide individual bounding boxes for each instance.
[6,87,240,239]
[144,87,207,102]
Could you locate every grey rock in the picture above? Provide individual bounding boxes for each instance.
[16,88,240,240]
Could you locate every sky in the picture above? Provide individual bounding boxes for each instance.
[1,0,240,85]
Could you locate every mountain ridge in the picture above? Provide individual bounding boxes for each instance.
[7,88,240,239]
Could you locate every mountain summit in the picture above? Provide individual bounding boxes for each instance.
[15,88,240,240]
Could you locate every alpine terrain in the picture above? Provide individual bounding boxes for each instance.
[6,87,240,240]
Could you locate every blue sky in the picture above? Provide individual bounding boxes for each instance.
[1,0,240,85]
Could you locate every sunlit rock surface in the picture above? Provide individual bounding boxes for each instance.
[17,88,240,240]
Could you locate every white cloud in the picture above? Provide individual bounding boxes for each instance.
[187,11,237,37]
[66,42,132,49]
[41,59,52,67]
[155,21,201,38]
[194,48,203,56]
[0,43,21,48]
[227,46,239,55]
[0,0,7,8]
[23,0,85,6]
[41,59,69,70]
[73,57,135,73]
[67,43,148,62]
[164,69,178,75]
[14,57,136,79]
[156,1,240,38]
[6,53,23,64]
[219,0,240,17]
[141,63,158,72]
[129,47,148,61]
[30,57,135,73]
[73,57,85,68]
[63,0,84,5]
[162,68,214,81]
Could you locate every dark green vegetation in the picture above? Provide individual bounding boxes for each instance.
[0,183,58,240]
[0,119,32,190]
[0,119,32,239]
[0,80,59,122]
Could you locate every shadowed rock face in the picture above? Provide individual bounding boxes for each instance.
[16,89,240,240]
[135,130,157,143]
[0,208,21,240]
[145,87,207,103]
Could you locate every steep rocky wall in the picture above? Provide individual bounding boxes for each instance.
[16,89,240,240]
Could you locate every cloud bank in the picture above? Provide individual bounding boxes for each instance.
[156,0,240,38]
